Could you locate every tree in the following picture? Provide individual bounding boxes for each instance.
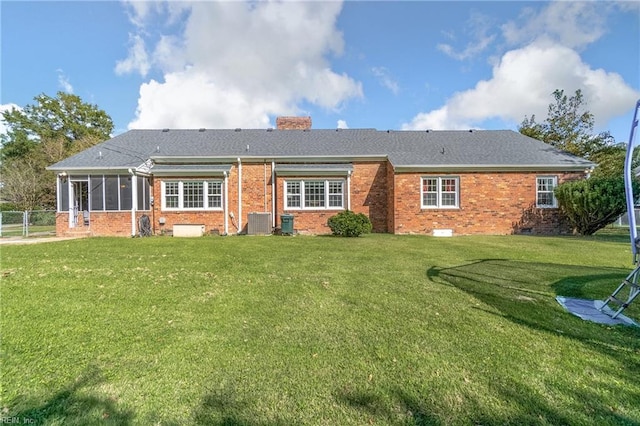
[0,158,51,210]
[554,177,639,236]
[0,92,113,210]
[519,89,614,159]
[1,92,113,160]
[588,144,626,178]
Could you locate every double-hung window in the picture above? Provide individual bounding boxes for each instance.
[162,180,224,210]
[536,176,557,208]
[207,181,222,208]
[164,181,179,208]
[285,179,344,210]
[421,176,459,209]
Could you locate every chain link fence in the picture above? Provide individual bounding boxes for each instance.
[614,209,640,227]
[0,210,56,238]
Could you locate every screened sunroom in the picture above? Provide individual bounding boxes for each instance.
[57,173,152,231]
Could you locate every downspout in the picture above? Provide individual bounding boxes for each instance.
[129,168,137,237]
[347,170,352,210]
[271,161,276,228]
[224,171,229,235]
[237,157,242,234]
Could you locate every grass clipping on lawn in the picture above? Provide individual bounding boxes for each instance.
[1,233,639,425]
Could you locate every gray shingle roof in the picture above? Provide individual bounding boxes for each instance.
[48,128,593,172]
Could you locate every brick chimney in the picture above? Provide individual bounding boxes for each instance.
[276,116,312,130]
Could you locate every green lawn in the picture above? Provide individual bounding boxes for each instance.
[1,234,639,425]
[0,224,56,238]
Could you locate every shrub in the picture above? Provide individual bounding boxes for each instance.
[30,211,56,226]
[554,177,639,236]
[327,210,372,237]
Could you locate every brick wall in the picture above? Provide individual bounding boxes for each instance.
[273,161,388,234]
[56,210,152,237]
[392,171,583,235]
[350,162,388,232]
[238,162,274,233]
[151,175,228,235]
[386,161,396,234]
[55,165,584,237]
[148,164,272,236]
[276,116,312,130]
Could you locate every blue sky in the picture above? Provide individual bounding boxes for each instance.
[2,1,639,142]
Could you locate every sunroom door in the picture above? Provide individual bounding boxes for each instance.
[70,179,88,227]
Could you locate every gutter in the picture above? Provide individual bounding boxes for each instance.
[392,164,595,173]
[150,154,387,164]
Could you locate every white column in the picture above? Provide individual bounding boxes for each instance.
[68,177,74,228]
[131,173,138,236]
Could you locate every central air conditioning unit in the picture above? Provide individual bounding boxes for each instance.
[247,212,272,235]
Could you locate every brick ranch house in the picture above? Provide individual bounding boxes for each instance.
[47,117,593,237]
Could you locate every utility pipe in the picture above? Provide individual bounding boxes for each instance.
[271,161,276,228]
[237,157,242,233]
[224,171,229,235]
[347,170,352,210]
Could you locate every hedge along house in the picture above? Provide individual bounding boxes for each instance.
[47,117,594,237]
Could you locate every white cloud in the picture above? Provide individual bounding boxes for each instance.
[119,1,363,129]
[115,34,150,77]
[0,104,22,136]
[337,119,348,129]
[437,11,497,61]
[56,69,74,93]
[501,2,609,50]
[409,2,638,132]
[130,70,275,129]
[371,66,399,95]
[403,41,639,131]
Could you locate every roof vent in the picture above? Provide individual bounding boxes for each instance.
[199,128,205,132]
[162,128,169,132]
[156,145,160,153]
[98,151,103,159]
[425,129,430,133]
[266,128,273,132]
[235,128,241,132]
[468,129,474,132]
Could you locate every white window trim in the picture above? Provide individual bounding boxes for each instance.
[284,179,346,210]
[536,175,558,208]
[420,176,460,209]
[161,180,224,211]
